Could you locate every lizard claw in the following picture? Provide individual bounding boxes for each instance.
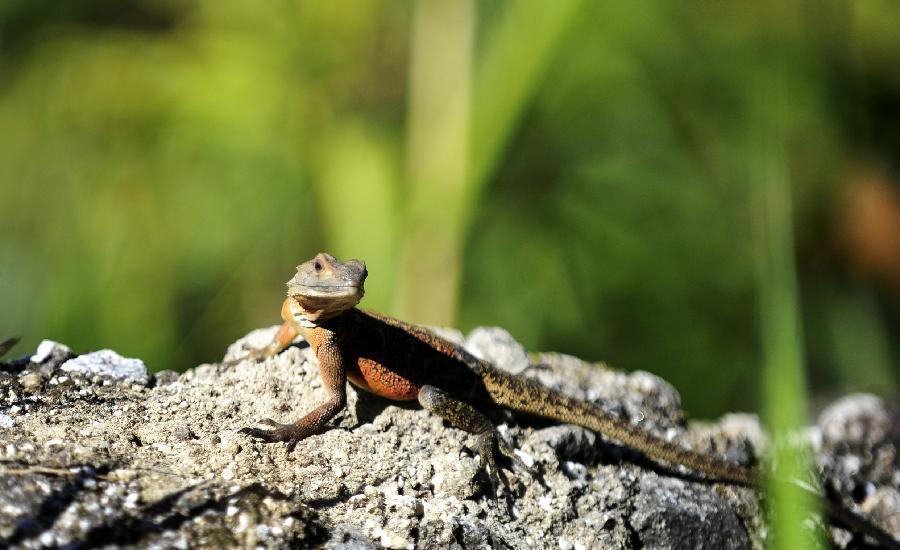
[240,420,305,451]
[496,435,534,477]
[475,432,519,497]
[474,433,520,520]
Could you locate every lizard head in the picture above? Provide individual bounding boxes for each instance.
[286,252,367,322]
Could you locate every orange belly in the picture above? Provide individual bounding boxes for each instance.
[347,357,421,401]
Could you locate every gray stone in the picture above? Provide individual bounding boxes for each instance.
[16,372,42,392]
[814,394,900,548]
[60,349,149,386]
[0,330,895,549]
[465,327,530,374]
[30,340,72,364]
[631,477,751,550]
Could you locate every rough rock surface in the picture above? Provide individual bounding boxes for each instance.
[0,329,896,549]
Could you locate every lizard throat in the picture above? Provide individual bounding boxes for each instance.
[288,294,360,326]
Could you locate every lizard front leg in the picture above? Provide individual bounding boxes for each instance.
[241,336,347,451]
[418,385,527,496]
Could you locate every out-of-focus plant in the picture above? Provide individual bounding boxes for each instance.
[749,50,821,550]
[0,0,896,424]
[393,0,583,324]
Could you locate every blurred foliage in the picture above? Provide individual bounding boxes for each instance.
[0,0,898,420]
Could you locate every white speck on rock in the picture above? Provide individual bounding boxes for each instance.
[236,512,250,533]
[539,495,554,512]
[125,492,140,508]
[32,340,71,363]
[61,350,149,385]
[1,504,21,515]
[151,443,172,454]
[840,455,862,475]
[0,414,14,428]
[378,528,412,549]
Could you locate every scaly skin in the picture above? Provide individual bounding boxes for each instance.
[239,253,756,487]
[237,253,899,549]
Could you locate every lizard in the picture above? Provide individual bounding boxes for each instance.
[237,253,755,487]
[237,253,900,549]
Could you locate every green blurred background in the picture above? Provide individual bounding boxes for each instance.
[1,0,898,419]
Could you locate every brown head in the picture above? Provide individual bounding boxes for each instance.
[286,252,367,323]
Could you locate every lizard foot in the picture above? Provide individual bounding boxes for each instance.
[240,419,306,451]
[475,432,507,498]
[475,431,530,499]
[496,434,533,476]
[475,431,538,520]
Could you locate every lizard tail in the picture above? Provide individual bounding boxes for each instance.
[480,364,758,486]
[478,364,900,547]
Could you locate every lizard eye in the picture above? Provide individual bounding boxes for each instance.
[314,260,323,272]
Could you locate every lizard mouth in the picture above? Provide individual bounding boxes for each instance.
[289,284,363,300]
[290,284,365,320]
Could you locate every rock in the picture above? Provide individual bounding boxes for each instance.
[818,394,893,452]
[465,327,530,374]
[630,477,752,550]
[30,340,74,366]
[0,330,896,549]
[814,394,900,548]
[151,369,181,387]
[16,372,42,392]
[60,349,149,386]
